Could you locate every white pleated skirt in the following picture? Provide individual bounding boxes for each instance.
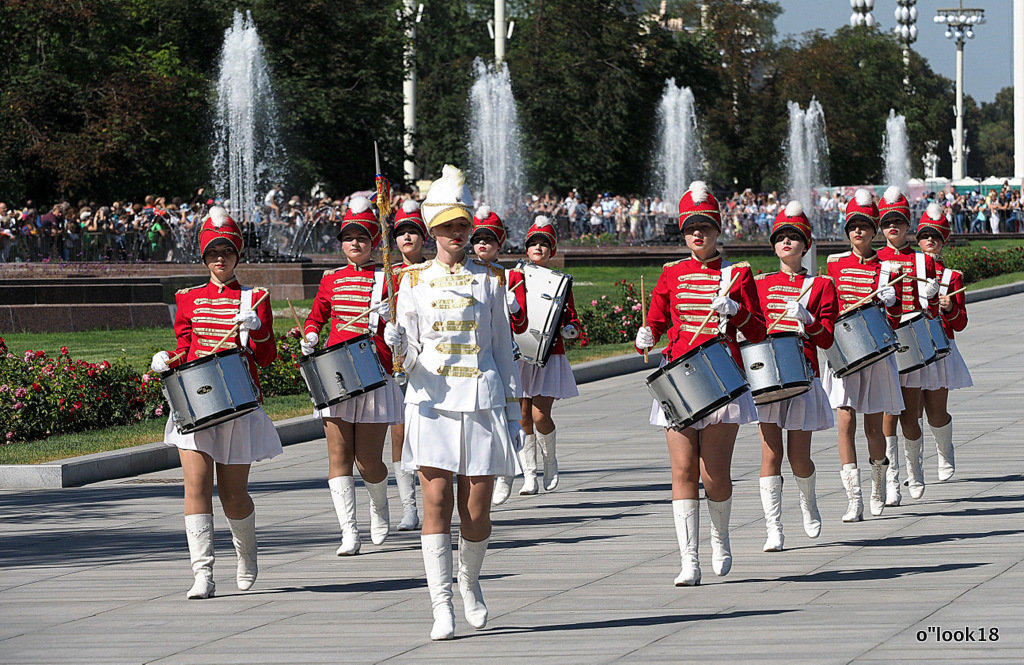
[822,354,904,415]
[315,376,404,424]
[402,403,523,477]
[920,340,973,391]
[649,390,758,431]
[164,407,283,465]
[517,354,579,400]
[756,378,834,432]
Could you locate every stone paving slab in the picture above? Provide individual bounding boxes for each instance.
[1,293,1023,663]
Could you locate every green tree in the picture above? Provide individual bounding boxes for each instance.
[973,86,1013,177]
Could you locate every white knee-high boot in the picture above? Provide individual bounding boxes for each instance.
[518,433,538,495]
[793,472,821,538]
[491,476,513,505]
[421,533,455,641]
[707,497,732,576]
[932,419,955,481]
[394,463,420,530]
[457,535,489,629]
[904,434,925,499]
[884,435,902,507]
[672,499,701,586]
[226,510,257,591]
[328,476,361,555]
[184,513,215,599]
[839,464,863,522]
[536,428,559,491]
[364,477,390,545]
[759,476,784,552]
[868,457,889,516]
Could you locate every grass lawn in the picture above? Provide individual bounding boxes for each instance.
[0,393,315,465]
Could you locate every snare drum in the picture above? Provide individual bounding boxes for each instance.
[161,349,260,434]
[513,261,574,367]
[740,333,812,405]
[893,311,937,374]
[824,303,899,378]
[925,314,951,360]
[646,337,749,431]
[298,334,387,409]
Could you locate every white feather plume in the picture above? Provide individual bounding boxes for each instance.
[688,180,709,204]
[533,215,552,228]
[441,163,465,186]
[402,199,420,214]
[854,188,873,207]
[784,200,804,218]
[475,204,491,220]
[882,185,902,204]
[208,206,230,228]
[926,202,944,221]
[348,196,372,214]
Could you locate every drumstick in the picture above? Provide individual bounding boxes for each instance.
[166,350,186,365]
[333,302,383,335]
[689,272,741,345]
[287,299,302,328]
[945,285,967,298]
[766,281,816,334]
[640,274,648,363]
[209,291,270,354]
[843,274,909,315]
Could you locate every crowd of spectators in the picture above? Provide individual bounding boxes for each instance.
[2,181,1021,264]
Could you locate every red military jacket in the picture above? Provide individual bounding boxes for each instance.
[932,257,968,339]
[877,244,939,318]
[643,254,766,366]
[753,270,838,377]
[506,267,529,335]
[167,278,276,399]
[304,262,392,368]
[826,250,904,324]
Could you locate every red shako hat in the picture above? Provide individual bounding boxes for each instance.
[394,199,427,237]
[770,200,813,248]
[199,206,243,256]
[471,204,507,246]
[844,188,880,233]
[338,196,381,248]
[879,186,911,225]
[917,202,951,242]
[526,215,557,256]
[677,181,722,231]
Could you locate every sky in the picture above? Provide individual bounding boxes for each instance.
[774,0,1012,105]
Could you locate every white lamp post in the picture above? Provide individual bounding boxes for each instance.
[934,2,986,181]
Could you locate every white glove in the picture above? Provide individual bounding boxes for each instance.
[877,284,898,307]
[635,325,655,350]
[505,290,521,314]
[710,295,740,317]
[376,298,391,321]
[785,300,815,325]
[922,278,940,299]
[232,309,262,331]
[383,321,408,355]
[561,324,579,340]
[151,351,171,373]
[300,331,318,356]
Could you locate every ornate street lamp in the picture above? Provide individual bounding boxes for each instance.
[850,0,876,28]
[934,2,986,180]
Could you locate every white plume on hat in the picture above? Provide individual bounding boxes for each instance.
[882,185,902,204]
[533,215,552,228]
[208,205,230,227]
[422,164,473,228]
[401,198,420,214]
[854,188,873,207]
[784,200,804,218]
[475,204,491,219]
[926,202,944,220]
[688,180,709,204]
[348,196,372,214]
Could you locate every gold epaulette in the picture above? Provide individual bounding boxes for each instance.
[827,252,850,263]
[399,260,430,273]
[663,258,686,268]
[754,272,768,280]
[323,267,342,276]
[473,259,506,286]
[731,261,751,270]
[400,260,429,288]
[175,284,203,295]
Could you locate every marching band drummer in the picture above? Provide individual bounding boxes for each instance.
[300,196,403,556]
[822,188,904,522]
[151,206,283,599]
[635,181,766,586]
[516,215,581,494]
[382,165,521,640]
[876,187,941,503]
[389,199,429,531]
[469,205,529,504]
[753,202,838,552]
[915,204,971,481]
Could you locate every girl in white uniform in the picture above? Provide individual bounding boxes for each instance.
[385,165,521,640]
[150,207,283,599]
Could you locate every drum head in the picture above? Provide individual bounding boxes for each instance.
[751,383,810,406]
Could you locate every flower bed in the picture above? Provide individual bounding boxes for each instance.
[577,279,644,346]
[943,245,1024,285]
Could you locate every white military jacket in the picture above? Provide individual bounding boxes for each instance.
[396,256,519,414]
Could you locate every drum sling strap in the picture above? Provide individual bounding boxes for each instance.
[915,251,929,311]
[716,264,734,335]
[239,288,253,349]
[369,270,385,331]
[939,268,952,297]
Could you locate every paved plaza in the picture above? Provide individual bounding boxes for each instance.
[2,293,1023,664]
